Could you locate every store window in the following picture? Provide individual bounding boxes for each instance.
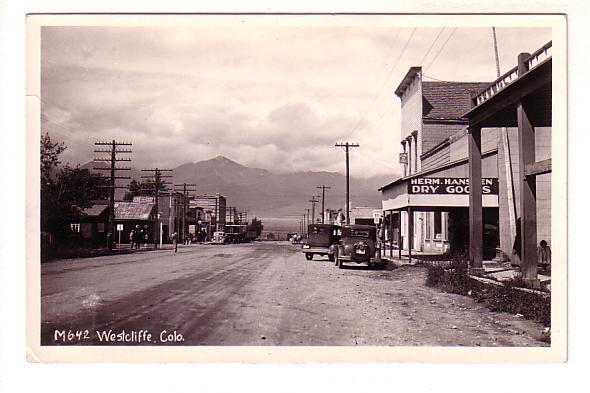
[434,211,442,239]
[97,223,105,233]
[70,223,80,233]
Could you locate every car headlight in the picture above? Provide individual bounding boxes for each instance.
[303,244,310,249]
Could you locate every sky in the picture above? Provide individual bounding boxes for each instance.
[40,16,552,178]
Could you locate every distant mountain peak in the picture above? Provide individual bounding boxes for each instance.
[212,155,231,161]
[207,155,240,165]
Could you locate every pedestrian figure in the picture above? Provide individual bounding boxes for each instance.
[537,240,551,273]
[134,225,141,249]
[143,225,149,248]
[172,231,178,253]
[129,229,135,249]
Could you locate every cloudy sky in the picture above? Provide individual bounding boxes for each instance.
[40,16,552,178]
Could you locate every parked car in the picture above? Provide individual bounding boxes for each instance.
[335,224,383,269]
[301,224,341,261]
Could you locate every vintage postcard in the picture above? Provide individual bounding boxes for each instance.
[25,13,567,363]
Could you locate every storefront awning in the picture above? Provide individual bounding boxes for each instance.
[380,154,499,210]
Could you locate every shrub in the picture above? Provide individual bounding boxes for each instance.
[425,255,550,326]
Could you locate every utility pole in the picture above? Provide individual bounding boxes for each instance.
[309,196,319,225]
[335,142,359,224]
[304,208,310,230]
[173,183,197,244]
[94,140,132,250]
[492,27,517,249]
[141,168,173,249]
[316,185,331,224]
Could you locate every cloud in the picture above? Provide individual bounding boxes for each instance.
[39,23,551,178]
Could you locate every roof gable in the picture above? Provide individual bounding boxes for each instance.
[81,204,108,217]
[114,202,155,220]
[422,82,490,120]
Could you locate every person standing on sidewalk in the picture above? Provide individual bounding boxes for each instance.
[172,231,178,253]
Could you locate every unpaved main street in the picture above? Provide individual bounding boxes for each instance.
[41,241,548,346]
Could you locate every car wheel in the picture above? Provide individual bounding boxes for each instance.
[305,253,313,261]
[367,261,374,270]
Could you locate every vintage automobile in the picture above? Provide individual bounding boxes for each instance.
[301,224,341,261]
[335,224,382,269]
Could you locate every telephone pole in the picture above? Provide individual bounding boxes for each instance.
[141,168,173,248]
[309,196,319,224]
[492,27,517,245]
[335,142,359,224]
[304,208,310,229]
[316,185,331,224]
[94,140,132,249]
[173,183,197,243]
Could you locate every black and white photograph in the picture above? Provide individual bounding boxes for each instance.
[24,13,566,362]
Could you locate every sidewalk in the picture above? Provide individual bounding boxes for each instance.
[382,250,551,291]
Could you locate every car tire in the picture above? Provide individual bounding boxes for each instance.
[305,253,313,261]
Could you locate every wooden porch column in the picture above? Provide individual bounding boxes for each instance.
[398,210,402,260]
[389,210,394,258]
[516,52,540,288]
[408,208,413,264]
[468,126,484,275]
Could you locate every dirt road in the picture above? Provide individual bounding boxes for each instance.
[41,241,548,346]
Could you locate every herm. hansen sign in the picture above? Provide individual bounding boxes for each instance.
[408,177,498,195]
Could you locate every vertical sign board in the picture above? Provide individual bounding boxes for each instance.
[116,223,124,245]
[373,210,383,224]
[399,152,408,164]
[408,177,499,194]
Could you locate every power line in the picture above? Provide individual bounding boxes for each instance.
[141,168,173,248]
[93,140,132,250]
[173,183,197,243]
[419,27,446,65]
[344,27,417,140]
[335,142,360,224]
[356,149,399,171]
[316,185,331,224]
[359,101,394,138]
[424,27,458,72]
[422,74,448,82]
[354,28,445,141]
[308,196,319,225]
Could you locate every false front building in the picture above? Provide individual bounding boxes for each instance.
[380,66,499,259]
[380,41,552,271]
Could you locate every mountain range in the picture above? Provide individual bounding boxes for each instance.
[83,156,398,217]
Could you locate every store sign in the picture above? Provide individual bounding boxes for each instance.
[399,152,408,164]
[408,177,498,195]
[133,196,155,203]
